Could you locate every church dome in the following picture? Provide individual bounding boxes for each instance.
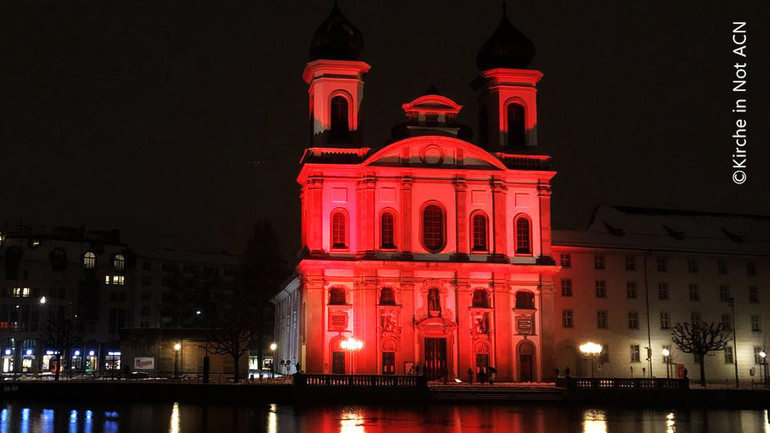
[309,2,363,61]
[476,6,535,70]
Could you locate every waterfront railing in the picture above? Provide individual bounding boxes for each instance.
[294,374,427,388]
[556,377,689,390]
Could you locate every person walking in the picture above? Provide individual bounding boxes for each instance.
[467,367,474,385]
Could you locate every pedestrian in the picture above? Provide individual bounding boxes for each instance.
[555,367,560,378]
[565,366,571,377]
[489,366,496,385]
[415,364,421,376]
[479,366,487,384]
[683,367,688,379]
[467,367,474,385]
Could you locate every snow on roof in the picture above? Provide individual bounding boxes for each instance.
[553,206,770,256]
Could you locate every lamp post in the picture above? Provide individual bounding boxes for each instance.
[662,348,671,379]
[270,343,277,377]
[340,338,363,375]
[173,343,181,380]
[579,342,602,378]
[760,350,768,385]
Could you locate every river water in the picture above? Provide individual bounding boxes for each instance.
[0,401,768,433]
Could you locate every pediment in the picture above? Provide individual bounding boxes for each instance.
[363,136,506,171]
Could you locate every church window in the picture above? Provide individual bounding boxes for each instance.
[329,287,346,305]
[471,212,488,252]
[331,210,348,249]
[330,96,349,140]
[381,212,396,249]
[515,215,532,255]
[422,204,445,253]
[507,103,526,147]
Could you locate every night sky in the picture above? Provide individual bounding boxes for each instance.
[2,1,769,263]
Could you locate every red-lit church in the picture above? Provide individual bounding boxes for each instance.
[274,4,557,382]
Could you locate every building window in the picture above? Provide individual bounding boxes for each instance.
[472,289,490,308]
[560,253,571,268]
[625,256,636,271]
[141,276,152,286]
[595,280,607,298]
[630,345,640,363]
[380,212,396,249]
[562,310,573,328]
[597,310,608,329]
[747,261,757,276]
[471,213,488,252]
[506,103,526,148]
[688,259,699,274]
[600,346,610,364]
[658,282,669,300]
[83,252,96,269]
[422,204,445,253]
[329,287,346,305]
[660,312,670,329]
[50,248,67,272]
[689,283,700,301]
[113,254,125,272]
[628,311,639,329]
[721,314,732,330]
[749,286,759,303]
[626,281,637,299]
[561,279,573,297]
[719,285,730,302]
[514,216,532,255]
[594,255,605,270]
[379,287,396,306]
[656,257,668,272]
[330,95,349,140]
[691,312,701,325]
[114,275,125,286]
[724,346,734,364]
[515,291,535,309]
[105,275,111,285]
[331,210,348,249]
[718,260,728,275]
[751,315,761,332]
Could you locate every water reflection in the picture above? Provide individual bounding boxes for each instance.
[0,402,767,432]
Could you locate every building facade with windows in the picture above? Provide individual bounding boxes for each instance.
[274,4,558,381]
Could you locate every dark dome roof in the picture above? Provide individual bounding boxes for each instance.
[476,8,535,70]
[309,2,363,61]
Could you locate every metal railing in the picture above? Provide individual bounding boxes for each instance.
[294,374,427,388]
[556,377,689,390]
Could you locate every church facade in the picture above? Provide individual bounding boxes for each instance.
[274,4,557,382]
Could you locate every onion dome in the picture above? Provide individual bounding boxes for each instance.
[309,2,363,61]
[476,4,535,70]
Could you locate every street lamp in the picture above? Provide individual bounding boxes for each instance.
[662,348,671,379]
[340,338,363,375]
[760,350,768,385]
[173,343,181,380]
[270,343,277,377]
[579,342,603,378]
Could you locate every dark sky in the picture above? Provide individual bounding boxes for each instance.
[2,1,769,263]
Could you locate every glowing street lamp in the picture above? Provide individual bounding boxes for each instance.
[340,338,363,374]
[173,343,181,380]
[662,348,671,379]
[579,342,603,378]
[39,296,46,305]
[760,350,768,384]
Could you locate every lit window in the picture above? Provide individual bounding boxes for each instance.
[11,287,30,298]
[422,205,445,253]
[660,312,670,329]
[561,279,572,297]
[514,216,531,255]
[379,287,396,306]
[330,96,349,140]
[331,210,347,249]
[506,103,525,147]
[113,254,125,272]
[84,252,96,269]
[380,212,396,249]
[594,255,605,270]
[114,275,125,286]
[472,289,490,308]
[471,213,488,252]
[329,287,346,305]
[105,275,111,285]
[561,310,573,328]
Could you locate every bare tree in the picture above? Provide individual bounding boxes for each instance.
[43,319,80,381]
[206,316,254,383]
[671,321,731,386]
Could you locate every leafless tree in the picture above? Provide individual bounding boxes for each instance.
[671,321,731,386]
[206,316,254,383]
[43,318,80,381]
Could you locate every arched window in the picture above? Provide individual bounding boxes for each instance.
[380,212,396,249]
[330,96,349,140]
[515,291,535,309]
[422,204,445,253]
[50,248,67,272]
[83,251,96,269]
[331,210,347,249]
[379,287,396,306]
[515,216,532,255]
[472,289,490,308]
[471,213,488,252]
[329,287,347,305]
[113,254,125,272]
[507,103,526,147]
